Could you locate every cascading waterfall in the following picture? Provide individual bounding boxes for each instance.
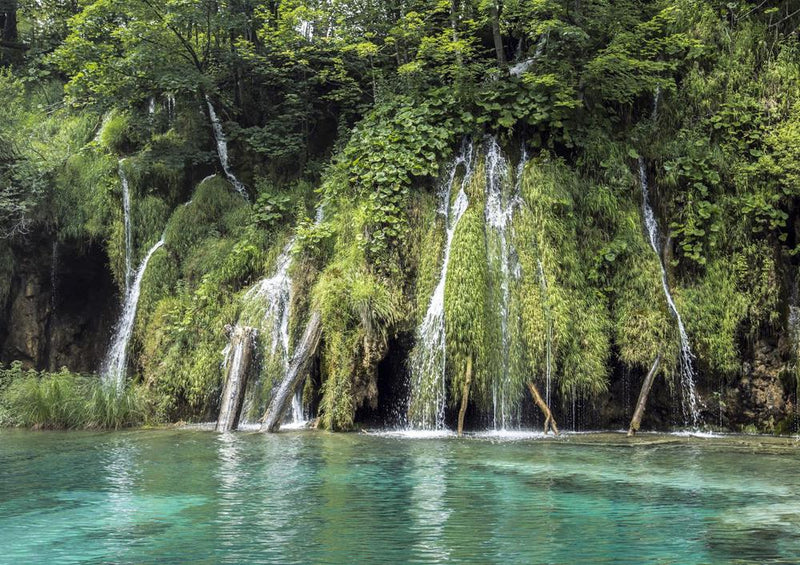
[101,238,165,390]
[165,94,176,123]
[119,160,133,291]
[638,157,701,427]
[408,141,474,429]
[205,97,248,199]
[484,139,525,430]
[239,239,304,425]
[235,206,325,426]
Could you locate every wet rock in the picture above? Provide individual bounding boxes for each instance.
[727,340,791,433]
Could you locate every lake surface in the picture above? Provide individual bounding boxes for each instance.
[1,429,798,564]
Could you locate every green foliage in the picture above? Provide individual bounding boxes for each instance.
[333,98,453,273]
[0,363,145,429]
[444,161,490,407]
[252,187,292,231]
[163,176,248,262]
[311,199,403,430]
[515,157,610,398]
[678,259,749,376]
[3,0,800,428]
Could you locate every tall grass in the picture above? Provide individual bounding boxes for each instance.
[0,363,146,430]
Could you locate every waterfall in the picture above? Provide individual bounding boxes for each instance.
[247,243,293,363]
[652,85,661,122]
[101,238,165,390]
[205,97,248,199]
[165,94,176,123]
[484,139,526,430]
[509,35,546,76]
[408,141,474,429]
[288,391,305,428]
[119,160,133,291]
[236,241,296,423]
[235,207,324,425]
[638,157,700,427]
[148,97,156,118]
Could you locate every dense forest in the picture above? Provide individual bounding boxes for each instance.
[0,0,798,433]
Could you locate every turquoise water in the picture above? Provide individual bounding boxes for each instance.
[1,430,799,564]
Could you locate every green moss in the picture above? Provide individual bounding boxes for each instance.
[514,157,611,399]
[678,259,749,376]
[310,197,403,430]
[444,160,491,408]
[98,110,132,154]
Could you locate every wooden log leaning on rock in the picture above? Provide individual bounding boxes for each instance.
[528,381,559,435]
[216,325,257,432]
[627,354,661,437]
[261,310,322,432]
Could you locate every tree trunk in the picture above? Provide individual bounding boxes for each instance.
[490,1,506,66]
[457,356,472,437]
[216,326,257,432]
[528,381,559,435]
[450,0,462,65]
[627,355,661,437]
[261,310,322,432]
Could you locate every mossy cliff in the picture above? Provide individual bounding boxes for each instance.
[1,0,799,432]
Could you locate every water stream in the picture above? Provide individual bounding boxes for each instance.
[484,139,523,430]
[205,97,248,199]
[101,238,165,390]
[639,158,701,427]
[119,159,133,291]
[408,141,474,429]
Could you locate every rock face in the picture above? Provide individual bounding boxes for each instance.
[725,340,793,433]
[0,237,116,373]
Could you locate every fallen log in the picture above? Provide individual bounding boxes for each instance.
[216,325,257,432]
[627,354,661,437]
[261,310,322,432]
[528,381,559,435]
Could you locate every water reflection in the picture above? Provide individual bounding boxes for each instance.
[408,441,451,562]
[102,436,141,559]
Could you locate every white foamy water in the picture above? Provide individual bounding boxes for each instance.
[118,160,133,292]
[484,138,520,430]
[639,157,701,428]
[408,141,474,429]
[206,97,248,199]
[101,238,164,390]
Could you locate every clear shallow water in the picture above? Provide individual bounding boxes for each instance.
[1,430,798,564]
